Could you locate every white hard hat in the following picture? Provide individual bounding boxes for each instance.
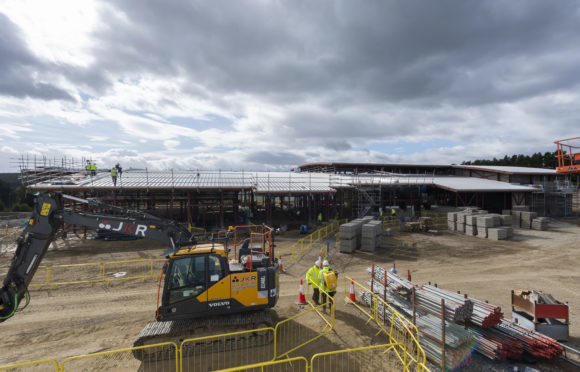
[315,259,321,266]
[323,260,329,267]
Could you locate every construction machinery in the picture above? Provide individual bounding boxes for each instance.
[0,192,280,355]
[554,137,580,174]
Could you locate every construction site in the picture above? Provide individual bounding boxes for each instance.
[1,155,580,371]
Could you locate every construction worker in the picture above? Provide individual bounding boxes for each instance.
[90,162,97,176]
[85,161,91,176]
[110,166,118,186]
[318,260,338,311]
[391,208,396,218]
[317,212,322,223]
[115,162,123,177]
[306,259,322,305]
[379,207,383,218]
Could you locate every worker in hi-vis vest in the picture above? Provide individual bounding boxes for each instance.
[318,260,338,311]
[110,167,118,186]
[306,259,322,305]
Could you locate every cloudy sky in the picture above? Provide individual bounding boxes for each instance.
[1,0,579,172]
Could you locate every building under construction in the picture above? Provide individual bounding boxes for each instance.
[17,157,578,229]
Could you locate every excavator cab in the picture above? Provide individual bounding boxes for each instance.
[156,226,279,323]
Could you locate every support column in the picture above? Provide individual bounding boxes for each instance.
[220,191,225,228]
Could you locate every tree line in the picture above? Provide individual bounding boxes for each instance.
[0,178,33,212]
[461,151,559,169]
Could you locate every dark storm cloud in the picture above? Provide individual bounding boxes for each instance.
[91,0,580,106]
[0,13,74,101]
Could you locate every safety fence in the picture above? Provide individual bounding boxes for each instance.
[343,276,429,372]
[282,220,347,265]
[0,258,166,289]
[0,278,430,372]
[0,296,333,371]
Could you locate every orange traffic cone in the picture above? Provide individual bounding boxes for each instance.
[349,280,356,303]
[278,254,284,272]
[296,279,307,305]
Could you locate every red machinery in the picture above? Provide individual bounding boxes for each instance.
[554,137,580,174]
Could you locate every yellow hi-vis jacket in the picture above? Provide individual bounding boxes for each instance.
[111,168,118,177]
[91,164,97,171]
[306,265,321,287]
[318,266,337,293]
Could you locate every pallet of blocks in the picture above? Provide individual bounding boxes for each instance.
[361,220,382,252]
[339,220,364,253]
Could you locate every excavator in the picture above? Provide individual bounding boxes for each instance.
[0,192,280,357]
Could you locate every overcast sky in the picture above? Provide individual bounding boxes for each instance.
[1,0,579,172]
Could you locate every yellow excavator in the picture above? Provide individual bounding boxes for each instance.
[0,192,280,355]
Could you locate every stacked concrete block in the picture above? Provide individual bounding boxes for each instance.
[448,220,457,231]
[501,210,512,216]
[339,222,359,253]
[488,227,508,240]
[361,220,383,252]
[499,215,513,226]
[503,227,514,238]
[532,217,549,231]
[465,224,477,236]
[476,215,500,228]
[465,215,479,227]
[511,210,522,228]
[477,227,488,238]
[520,212,537,229]
[447,212,457,222]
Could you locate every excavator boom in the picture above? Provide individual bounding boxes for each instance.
[0,192,195,322]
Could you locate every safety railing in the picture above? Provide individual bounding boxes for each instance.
[343,276,429,372]
[310,344,403,371]
[180,328,275,372]
[283,220,346,265]
[0,359,59,371]
[214,357,309,372]
[0,259,167,289]
[60,342,178,371]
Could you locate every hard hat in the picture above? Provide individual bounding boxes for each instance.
[323,260,329,267]
[315,259,321,266]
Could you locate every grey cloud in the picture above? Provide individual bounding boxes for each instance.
[244,151,305,166]
[90,1,580,107]
[0,13,75,101]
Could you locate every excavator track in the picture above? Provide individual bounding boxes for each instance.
[132,310,273,361]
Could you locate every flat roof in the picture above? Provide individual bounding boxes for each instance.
[28,169,538,193]
[452,165,557,175]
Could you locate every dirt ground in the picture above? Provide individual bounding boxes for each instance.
[1,219,579,371]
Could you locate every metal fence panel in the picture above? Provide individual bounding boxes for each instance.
[311,344,402,372]
[212,357,308,372]
[180,328,275,372]
[0,360,59,372]
[61,342,178,372]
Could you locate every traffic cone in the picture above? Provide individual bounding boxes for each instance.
[296,279,307,305]
[348,280,356,303]
[278,254,284,272]
[390,263,397,274]
[407,269,411,281]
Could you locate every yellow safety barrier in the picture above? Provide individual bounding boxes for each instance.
[180,328,275,372]
[0,359,59,371]
[343,276,428,372]
[7,259,167,289]
[311,344,403,371]
[284,220,346,265]
[213,356,308,372]
[61,342,178,371]
[274,294,334,360]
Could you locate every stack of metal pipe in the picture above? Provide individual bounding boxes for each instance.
[423,285,502,327]
[469,326,523,360]
[367,267,473,323]
[496,321,563,359]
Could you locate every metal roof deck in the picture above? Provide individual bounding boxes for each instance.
[29,169,538,193]
[452,165,557,175]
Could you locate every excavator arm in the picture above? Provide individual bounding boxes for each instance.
[0,192,195,322]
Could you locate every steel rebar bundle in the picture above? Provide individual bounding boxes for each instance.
[422,285,503,328]
[469,326,523,360]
